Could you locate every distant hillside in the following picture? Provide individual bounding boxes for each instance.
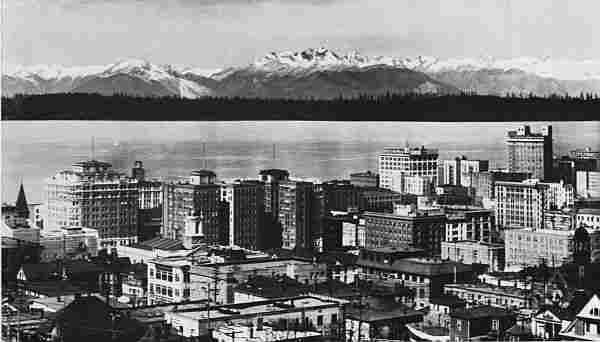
[2,92,599,121]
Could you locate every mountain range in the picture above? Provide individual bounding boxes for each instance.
[4,48,600,99]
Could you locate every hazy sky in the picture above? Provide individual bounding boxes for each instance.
[3,0,599,70]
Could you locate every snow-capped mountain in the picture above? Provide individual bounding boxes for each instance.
[3,59,214,98]
[4,48,600,99]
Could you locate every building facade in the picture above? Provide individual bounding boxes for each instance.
[506,125,553,181]
[162,170,223,245]
[45,160,139,248]
[504,228,578,269]
[495,179,574,231]
[577,208,600,229]
[350,171,379,188]
[221,180,265,250]
[279,181,314,250]
[439,157,489,187]
[39,226,99,261]
[577,171,600,198]
[441,241,505,272]
[495,180,546,231]
[391,174,433,196]
[379,146,439,190]
[445,209,495,243]
[364,206,445,254]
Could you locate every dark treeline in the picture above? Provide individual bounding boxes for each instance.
[2,92,600,121]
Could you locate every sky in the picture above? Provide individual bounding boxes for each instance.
[3,0,599,70]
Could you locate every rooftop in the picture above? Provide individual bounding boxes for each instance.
[451,305,515,320]
[172,296,341,322]
[134,237,186,251]
[345,302,423,322]
[430,296,467,308]
[445,282,532,299]
[440,240,504,248]
[356,257,473,277]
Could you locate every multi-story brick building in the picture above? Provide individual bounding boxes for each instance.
[357,187,409,213]
[220,180,264,250]
[162,170,223,246]
[364,204,445,254]
[506,125,553,181]
[379,146,438,190]
[279,180,314,250]
[471,171,531,204]
[444,208,495,243]
[45,160,139,248]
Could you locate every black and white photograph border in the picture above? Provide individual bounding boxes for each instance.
[2,1,600,342]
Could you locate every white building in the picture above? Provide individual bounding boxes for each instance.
[577,171,600,198]
[439,157,489,187]
[391,174,433,196]
[445,209,495,243]
[495,179,573,231]
[166,295,344,338]
[379,146,438,190]
[504,228,576,269]
[45,160,139,248]
[39,226,99,261]
[213,324,322,342]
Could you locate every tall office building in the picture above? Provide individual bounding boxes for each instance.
[258,169,289,249]
[495,179,573,231]
[131,161,163,242]
[45,160,139,248]
[162,170,223,245]
[378,146,439,190]
[495,180,546,231]
[221,180,264,250]
[259,169,290,220]
[279,180,314,250]
[363,204,446,254]
[439,157,489,187]
[506,125,553,180]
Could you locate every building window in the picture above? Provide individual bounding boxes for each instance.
[331,314,338,324]
[492,319,499,331]
[317,315,323,326]
[456,320,462,331]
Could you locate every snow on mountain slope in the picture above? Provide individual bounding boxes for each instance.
[3,59,213,98]
[4,49,600,98]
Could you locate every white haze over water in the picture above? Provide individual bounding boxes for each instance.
[2,121,599,203]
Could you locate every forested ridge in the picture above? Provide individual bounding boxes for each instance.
[2,92,599,121]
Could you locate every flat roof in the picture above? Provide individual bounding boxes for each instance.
[441,240,504,248]
[172,296,341,322]
[445,282,531,299]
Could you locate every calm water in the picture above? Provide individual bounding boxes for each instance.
[2,121,599,203]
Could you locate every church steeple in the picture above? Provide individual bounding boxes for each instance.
[15,182,29,219]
